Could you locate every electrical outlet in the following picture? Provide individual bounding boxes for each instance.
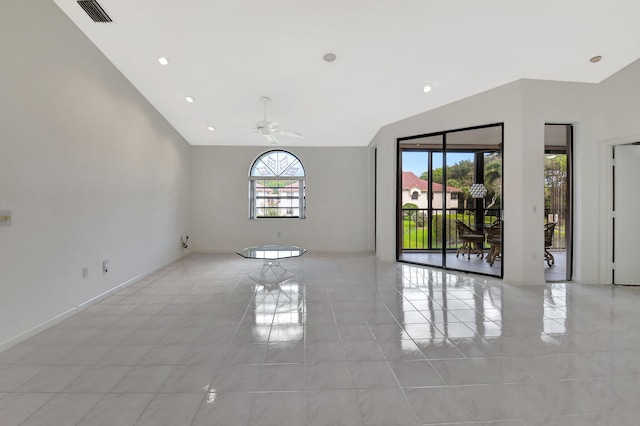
[102,260,109,274]
[82,267,88,278]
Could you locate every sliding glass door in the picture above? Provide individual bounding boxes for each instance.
[398,135,444,268]
[398,124,503,278]
[544,124,573,281]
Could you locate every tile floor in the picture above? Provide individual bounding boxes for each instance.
[397,252,503,277]
[398,251,568,282]
[1,252,640,425]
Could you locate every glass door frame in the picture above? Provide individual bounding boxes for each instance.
[544,123,574,281]
[396,123,504,279]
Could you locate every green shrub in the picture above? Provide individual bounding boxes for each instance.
[402,203,419,221]
[402,203,418,210]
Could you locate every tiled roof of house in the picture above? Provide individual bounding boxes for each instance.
[402,171,461,192]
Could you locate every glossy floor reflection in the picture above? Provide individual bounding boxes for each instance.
[399,251,569,282]
[398,252,503,277]
[1,253,640,425]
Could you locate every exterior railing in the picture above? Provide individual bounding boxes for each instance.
[402,207,567,251]
[402,208,501,250]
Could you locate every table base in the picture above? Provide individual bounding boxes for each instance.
[249,260,294,286]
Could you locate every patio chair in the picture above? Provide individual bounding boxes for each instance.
[485,220,502,266]
[544,222,556,267]
[454,219,484,260]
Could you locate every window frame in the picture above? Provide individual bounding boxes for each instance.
[249,150,306,219]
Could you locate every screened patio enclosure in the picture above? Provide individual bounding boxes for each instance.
[397,124,503,278]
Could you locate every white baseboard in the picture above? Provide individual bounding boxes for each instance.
[0,254,186,354]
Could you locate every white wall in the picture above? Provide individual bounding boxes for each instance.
[191,146,372,252]
[0,0,191,349]
[599,59,640,140]
[371,78,610,285]
[596,59,640,283]
[372,82,535,283]
[519,80,599,283]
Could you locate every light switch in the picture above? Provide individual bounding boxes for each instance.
[0,210,11,226]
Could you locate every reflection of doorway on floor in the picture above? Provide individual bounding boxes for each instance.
[398,252,501,276]
[399,250,567,281]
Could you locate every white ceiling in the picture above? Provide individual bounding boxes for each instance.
[53,0,640,147]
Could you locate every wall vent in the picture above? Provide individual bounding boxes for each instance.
[77,0,112,23]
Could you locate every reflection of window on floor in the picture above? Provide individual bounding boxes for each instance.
[398,265,502,341]
[542,284,567,335]
[252,282,305,342]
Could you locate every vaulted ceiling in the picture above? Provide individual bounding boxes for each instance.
[54,0,640,146]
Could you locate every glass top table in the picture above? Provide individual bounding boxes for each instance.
[236,245,307,260]
[236,245,307,286]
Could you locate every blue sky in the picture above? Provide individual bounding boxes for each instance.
[402,151,473,177]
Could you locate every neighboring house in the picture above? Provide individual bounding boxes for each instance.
[255,181,301,217]
[401,171,461,209]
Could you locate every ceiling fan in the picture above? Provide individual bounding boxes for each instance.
[253,96,304,144]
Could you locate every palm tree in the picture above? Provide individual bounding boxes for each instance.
[483,153,502,214]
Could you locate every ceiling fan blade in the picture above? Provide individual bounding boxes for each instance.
[272,129,305,139]
[262,133,280,144]
[254,97,301,143]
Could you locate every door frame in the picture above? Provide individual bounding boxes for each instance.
[599,134,640,284]
[396,123,504,278]
[544,123,574,281]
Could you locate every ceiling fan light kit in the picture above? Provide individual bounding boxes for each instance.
[254,97,305,145]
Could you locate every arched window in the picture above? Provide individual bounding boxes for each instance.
[249,150,306,219]
[411,191,419,200]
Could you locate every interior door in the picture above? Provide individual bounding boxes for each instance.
[614,143,640,285]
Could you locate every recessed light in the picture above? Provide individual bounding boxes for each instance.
[323,53,337,62]
[207,126,215,132]
[590,55,602,63]
[157,56,169,65]
[185,96,194,103]
[422,84,432,93]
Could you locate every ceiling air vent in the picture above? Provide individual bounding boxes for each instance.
[77,0,112,23]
